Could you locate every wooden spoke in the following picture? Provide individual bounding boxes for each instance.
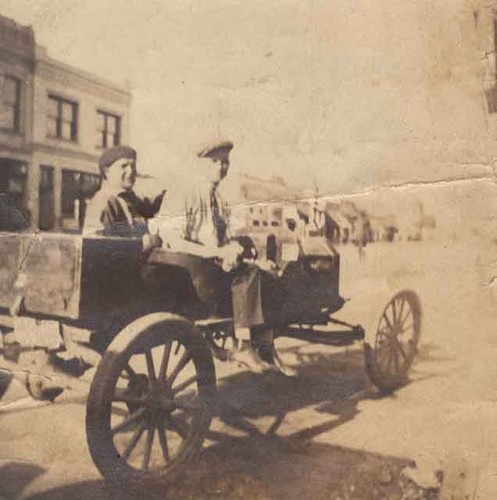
[142,426,155,470]
[174,398,201,414]
[397,298,405,325]
[113,389,144,405]
[167,350,192,386]
[400,306,412,327]
[167,415,190,440]
[391,299,398,324]
[121,420,147,461]
[158,342,172,381]
[110,406,129,418]
[392,337,410,364]
[174,341,181,356]
[172,375,198,396]
[112,407,147,435]
[400,322,414,334]
[124,364,137,379]
[145,349,156,383]
[388,303,397,325]
[157,422,170,462]
[382,312,394,332]
[377,327,389,340]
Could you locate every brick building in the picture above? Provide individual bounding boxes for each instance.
[0,15,131,232]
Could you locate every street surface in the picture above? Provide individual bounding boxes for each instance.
[1,240,497,499]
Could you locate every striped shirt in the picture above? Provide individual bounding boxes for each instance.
[83,185,163,237]
[155,179,232,248]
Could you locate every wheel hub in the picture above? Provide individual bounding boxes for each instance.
[145,383,176,414]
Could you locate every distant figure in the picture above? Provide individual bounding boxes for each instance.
[385,225,399,243]
[0,192,30,232]
[355,214,371,258]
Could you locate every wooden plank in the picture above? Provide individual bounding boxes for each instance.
[22,233,82,319]
[0,233,143,322]
[0,232,22,311]
[79,236,142,319]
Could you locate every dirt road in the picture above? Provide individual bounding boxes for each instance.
[1,240,496,499]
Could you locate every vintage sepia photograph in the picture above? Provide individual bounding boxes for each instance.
[1,1,496,498]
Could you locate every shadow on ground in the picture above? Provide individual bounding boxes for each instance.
[0,462,45,499]
[19,443,436,500]
[4,345,442,499]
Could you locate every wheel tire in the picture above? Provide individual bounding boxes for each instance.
[365,290,422,394]
[86,312,216,486]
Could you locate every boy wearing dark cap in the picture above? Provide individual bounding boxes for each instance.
[84,146,164,251]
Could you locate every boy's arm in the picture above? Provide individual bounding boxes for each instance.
[135,191,166,219]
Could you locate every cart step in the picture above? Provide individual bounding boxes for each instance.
[195,317,233,328]
[280,325,365,347]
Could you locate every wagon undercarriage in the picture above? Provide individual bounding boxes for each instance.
[0,232,422,485]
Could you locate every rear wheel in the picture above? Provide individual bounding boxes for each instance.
[86,313,216,485]
[365,290,422,394]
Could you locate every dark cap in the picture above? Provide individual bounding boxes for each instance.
[98,146,137,176]
[197,141,234,160]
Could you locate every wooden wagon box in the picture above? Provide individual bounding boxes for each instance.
[0,232,142,321]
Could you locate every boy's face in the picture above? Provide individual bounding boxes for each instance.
[204,148,231,185]
[105,157,136,191]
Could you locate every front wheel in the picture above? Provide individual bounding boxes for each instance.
[86,313,216,485]
[365,290,422,394]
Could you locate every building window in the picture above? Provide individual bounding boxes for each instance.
[39,165,55,231]
[0,158,27,201]
[47,95,78,141]
[62,169,101,230]
[61,170,78,219]
[0,75,21,132]
[97,110,121,148]
[0,159,28,231]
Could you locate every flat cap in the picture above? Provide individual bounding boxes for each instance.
[98,145,137,170]
[197,141,234,159]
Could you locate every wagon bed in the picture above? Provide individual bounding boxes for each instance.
[0,230,422,486]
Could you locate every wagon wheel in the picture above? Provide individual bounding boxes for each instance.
[365,290,422,394]
[86,313,216,485]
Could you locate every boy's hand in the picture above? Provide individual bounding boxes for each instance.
[142,233,163,252]
[219,242,244,272]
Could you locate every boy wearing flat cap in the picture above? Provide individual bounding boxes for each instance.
[84,146,164,252]
[157,140,295,376]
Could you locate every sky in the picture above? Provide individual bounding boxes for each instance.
[2,0,493,201]
[2,0,329,189]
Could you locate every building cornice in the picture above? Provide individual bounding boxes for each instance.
[0,142,100,165]
[32,142,99,164]
[0,143,33,157]
[36,49,132,106]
